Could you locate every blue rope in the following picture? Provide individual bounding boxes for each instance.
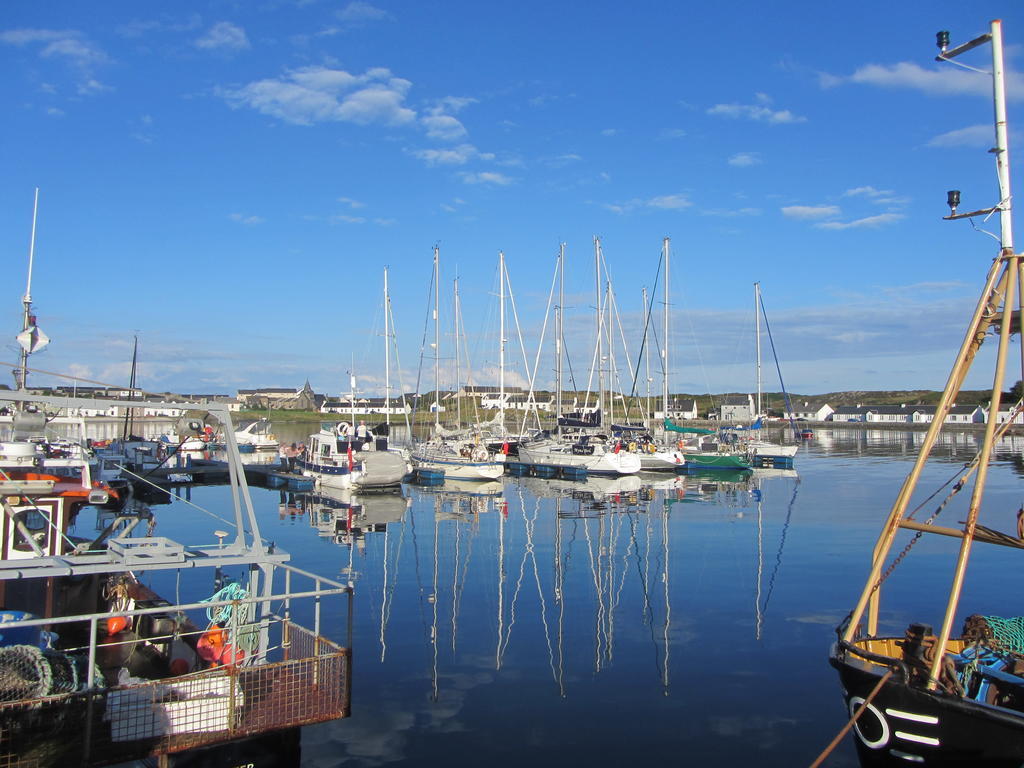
[200,582,249,625]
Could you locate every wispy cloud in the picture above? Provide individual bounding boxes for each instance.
[338,197,365,209]
[229,213,263,225]
[927,124,992,148]
[460,171,513,186]
[222,66,416,127]
[728,152,761,167]
[337,2,390,23]
[196,22,250,52]
[701,207,762,218]
[816,212,904,230]
[707,93,806,124]
[409,144,492,166]
[421,113,467,141]
[604,193,692,214]
[781,205,840,220]
[660,128,687,139]
[1,27,110,95]
[821,61,1024,100]
[600,128,618,137]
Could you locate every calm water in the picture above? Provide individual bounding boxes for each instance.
[110,427,1024,767]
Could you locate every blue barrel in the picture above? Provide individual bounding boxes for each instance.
[0,611,41,647]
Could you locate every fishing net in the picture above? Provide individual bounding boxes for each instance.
[41,649,78,694]
[963,614,1024,655]
[0,645,52,701]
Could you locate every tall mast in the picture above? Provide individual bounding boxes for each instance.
[18,188,40,391]
[594,237,604,423]
[662,237,670,420]
[454,276,462,426]
[499,251,506,430]
[122,335,138,440]
[556,243,564,427]
[433,245,440,429]
[643,286,651,425]
[384,267,391,429]
[755,281,762,417]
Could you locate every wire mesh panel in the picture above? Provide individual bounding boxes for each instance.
[0,623,349,768]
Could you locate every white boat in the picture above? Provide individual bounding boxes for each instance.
[233,418,278,451]
[517,435,642,475]
[298,425,407,491]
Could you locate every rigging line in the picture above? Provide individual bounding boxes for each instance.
[519,257,559,436]
[758,293,797,432]
[504,260,544,432]
[386,295,414,437]
[761,479,799,619]
[411,254,438,426]
[606,288,637,422]
[524,497,559,688]
[407,490,432,646]
[629,253,664,400]
[499,485,531,658]
[116,464,244,534]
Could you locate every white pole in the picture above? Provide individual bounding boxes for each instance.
[991,19,1014,252]
[594,237,604,423]
[455,276,462,427]
[19,188,40,391]
[433,246,440,429]
[384,267,391,429]
[499,251,506,431]
[755,281,762,418]
[662,237,670,421]
[643,287,651,425]
[556,243,564,427]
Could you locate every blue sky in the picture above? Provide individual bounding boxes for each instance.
[2,1,1022,401]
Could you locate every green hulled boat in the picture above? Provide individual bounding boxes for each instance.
[682,452,752,471]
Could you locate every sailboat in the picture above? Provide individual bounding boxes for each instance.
[826,20,1024,766]
[410,247,505,481]
[738,282,799,466]
[516,238,642,476]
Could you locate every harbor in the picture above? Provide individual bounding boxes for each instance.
[6,3,1024,766]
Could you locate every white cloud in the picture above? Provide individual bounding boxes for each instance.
[728,152,761,167]
[604,194,692,214]
[927,124,992,148]
[600,128,618,136]
[660,128,687,139]
[844,186,892,198]
[837,61,1024,99]
[222,66,416,127]
[460,171,513,186]
[46,106,64,117]
[1,28,110,94]
[701,207,761,218]
[410,144,491,166]
[817,213,905,230]
[331,214,367,224]
[196,22,250,52]
[707,94,806,124]
[229,213,263,225]
[337,2,389,23]
[338,197,365,209]
[781,205,840,220]
[421,114,467,141]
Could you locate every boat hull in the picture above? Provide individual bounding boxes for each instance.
[683,452,752,471]
[411,453,505,481]
[830,644,1024,766]
[516,442,642,475]
[746,440,799,459]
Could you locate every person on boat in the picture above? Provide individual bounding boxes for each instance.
[355,420,370,445]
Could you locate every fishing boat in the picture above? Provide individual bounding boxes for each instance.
[297,423,407,491]
[826,21,1024,767]
[0,389,353,767]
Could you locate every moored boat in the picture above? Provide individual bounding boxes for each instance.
[825,21,1024,767]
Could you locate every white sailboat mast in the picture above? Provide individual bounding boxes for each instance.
[643,286,651,425]
[499,250,506,430]
[433,245,440,429]
[594,237,604,422]
[384,267,391,429]
[18,188,40,391]
[454,276,462,426]
[755,281,762,418]
[556,243,564,426]
[663,239,671,423]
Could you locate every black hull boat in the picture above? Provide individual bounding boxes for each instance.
[823,20,1024,767]
[832,640,1024,766]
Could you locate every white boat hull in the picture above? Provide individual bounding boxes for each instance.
[411,452,505,481]
[517,441,642,475]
